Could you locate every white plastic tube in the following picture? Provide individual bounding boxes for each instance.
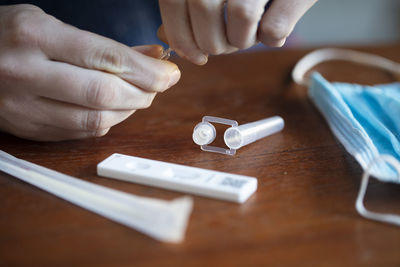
[223,116,284,149]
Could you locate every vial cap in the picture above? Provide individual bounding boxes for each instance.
[192,122,216,146]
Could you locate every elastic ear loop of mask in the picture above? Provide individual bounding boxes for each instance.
[356,155,400,226]
[292,48,400,226]
[292,48,400,86]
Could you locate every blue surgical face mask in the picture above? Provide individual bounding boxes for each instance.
[292,48,400,226]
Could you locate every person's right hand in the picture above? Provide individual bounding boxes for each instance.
[158,0,317,65]
[0,4,181,141]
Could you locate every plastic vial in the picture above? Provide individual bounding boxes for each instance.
[192,122,216,146]
[224,116,284,149]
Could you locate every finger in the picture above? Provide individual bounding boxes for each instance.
[19,125,111,141]
[258,0,317,47]
[131,45,165,59]
[30,60,158,110]
[34,97,136,132]
[187,0,237,55]
[157,25,168,44]
[0,100,111,141]
[36,16,180,92]
[1,52,157,109]
[0,89,137,132]
[158,0,208,65]
[227,0,269,49]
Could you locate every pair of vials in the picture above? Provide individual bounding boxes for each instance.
[192,116,284,155]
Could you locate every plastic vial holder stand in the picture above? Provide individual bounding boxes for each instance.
[192,116,238,155]
[193,116,285,155]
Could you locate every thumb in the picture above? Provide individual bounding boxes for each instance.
[157,25,169,45]
[131,45,165,58]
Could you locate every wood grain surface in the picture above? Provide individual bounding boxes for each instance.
[1,44,400,266]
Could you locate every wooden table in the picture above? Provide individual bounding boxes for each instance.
[1,45,400,266]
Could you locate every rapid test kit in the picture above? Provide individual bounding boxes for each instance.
[0,115,284,242]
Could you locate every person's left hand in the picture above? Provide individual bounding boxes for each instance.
[158,0,317,65]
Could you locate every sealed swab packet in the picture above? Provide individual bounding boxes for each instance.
[0,150,193,243]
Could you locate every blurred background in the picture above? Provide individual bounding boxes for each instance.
[1,0,399,47]
[290,0,400,47]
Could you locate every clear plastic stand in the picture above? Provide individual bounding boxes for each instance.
[193,116,285,156]
[193,116,238,156]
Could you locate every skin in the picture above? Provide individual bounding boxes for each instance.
[158,0,318,65]
[0,1,316,141]
[0,4,181,141]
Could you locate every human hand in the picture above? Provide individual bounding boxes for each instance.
[158,0,317,65]
[0,4,181,141]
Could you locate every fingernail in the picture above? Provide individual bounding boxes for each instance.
[191,53,208,65]
[168,68,181,88]
[94,128,110,137]
[150,45,164,58]
[274,38,286,48]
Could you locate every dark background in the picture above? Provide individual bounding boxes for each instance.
[0,0,163,46]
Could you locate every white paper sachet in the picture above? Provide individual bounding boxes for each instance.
[0,150,193,243]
